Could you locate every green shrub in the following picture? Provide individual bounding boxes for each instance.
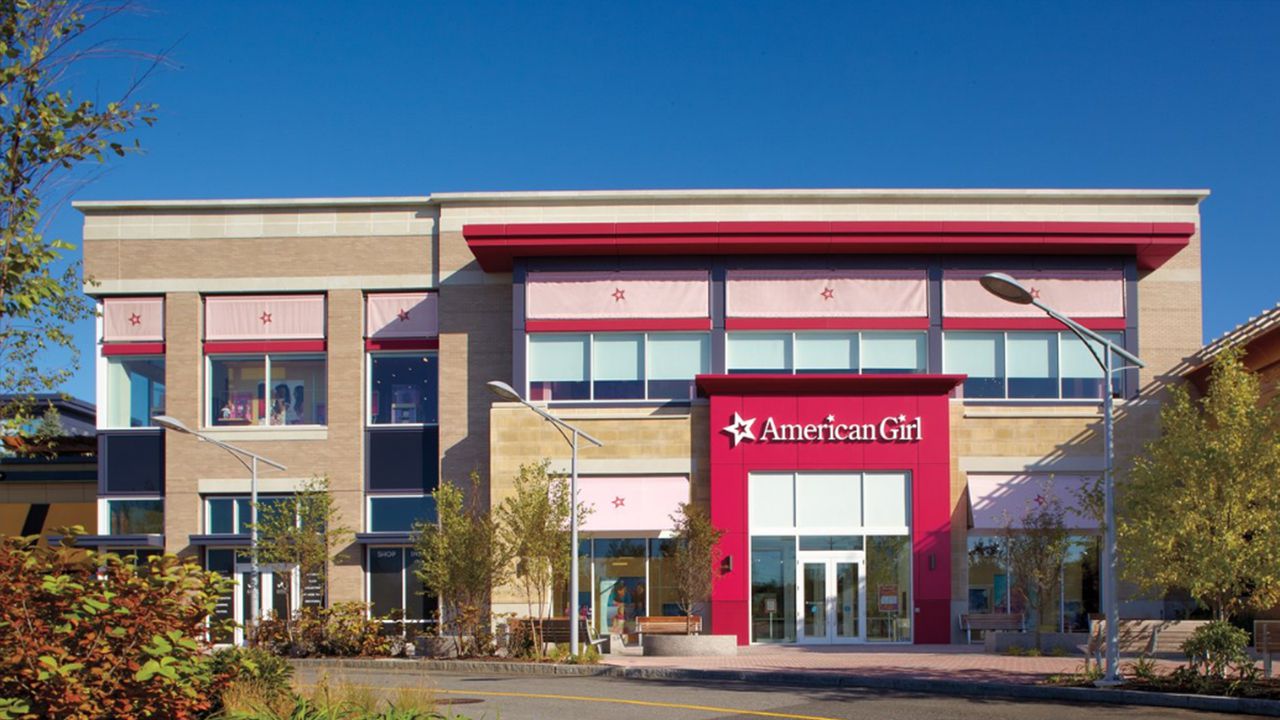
[1181,621,1250,679]
[1126,654,1161,681]
[250,603,391,657]
[210,646,294,700]
[0,531,236,719]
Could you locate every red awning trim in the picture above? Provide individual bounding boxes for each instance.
[725,317,930,331]
[942,317,1127,331]
[365,338,440,351]
[695,373,967,397]
[102,342,166,357]
[526,318,712,333]
[204,340,327,354]
[465,221,1195,273]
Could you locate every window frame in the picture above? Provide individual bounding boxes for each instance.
[203,494,293,535]
[525,331,711,403]
[943,330,1125,402]
[725,331,928,375]
[204,352,328,428]
[366,350,440,428]
[103,354,166,429]
[365,493,436,533]
[100,496,165,535]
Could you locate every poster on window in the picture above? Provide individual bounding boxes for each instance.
[877,584,899,613]
[267,379,323,425]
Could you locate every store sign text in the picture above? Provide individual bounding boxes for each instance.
[722,411,922,448]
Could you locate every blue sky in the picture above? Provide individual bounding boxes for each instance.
[43,0,1280,402]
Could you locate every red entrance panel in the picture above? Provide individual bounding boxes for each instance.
[696,374,964,645]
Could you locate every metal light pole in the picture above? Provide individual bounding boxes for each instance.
[152,415,286,641]
[979,273,1144,685]
[487,381,603,656]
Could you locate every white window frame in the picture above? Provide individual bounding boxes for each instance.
[366,493,433,534]
[942,330,1125,402]
[364,545,433,625]
[204,352,328,429]
[366,350,440,428]
[725,331,928,375]
[525,331,711,403]
[99,496,164,535]
[203,494,293,535]
[102,354,166,430]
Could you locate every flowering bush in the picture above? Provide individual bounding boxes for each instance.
[250,602,391,657]
[0,532,235,719]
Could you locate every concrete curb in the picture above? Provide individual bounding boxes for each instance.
[289,658,1280,717]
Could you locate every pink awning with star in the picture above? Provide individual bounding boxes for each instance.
[526,270,709,323]
[578,475,691,533]
[204,294,326,341]
[967,473,1099,531]
[366,292,437,339]
[725,269,928,322]
[943,270,1125,320]
[102,297,164,342]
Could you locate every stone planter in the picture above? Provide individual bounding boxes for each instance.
[413,635,460,658]
[642,634,738,657]
[985,630,1088,655]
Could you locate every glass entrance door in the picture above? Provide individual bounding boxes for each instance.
[798,553,864,643]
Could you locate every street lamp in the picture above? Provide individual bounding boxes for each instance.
[979,273,1143,685]
[152,415,286,642]
[486,380,603,656]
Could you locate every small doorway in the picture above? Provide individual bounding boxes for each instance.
[797,552,865,643]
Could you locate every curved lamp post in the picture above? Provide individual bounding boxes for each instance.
[152,414,286,642]
[979,273,1143,685]
[486,380,603,656]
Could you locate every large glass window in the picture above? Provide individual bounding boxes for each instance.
[944,331,1124,400]
[527,332,710,402]
[751,536,796,642]
[369,353,438,425]
[368,495,436,532]
[964,533,1099,637]
[866,535,912,642]
[749,471,909,533]
[647,539,681,616]
[209,354,327,426]
[727,332,924,375]
[107,499,164,534]
[592,538,646,641]
[105,357,165,428]
[367,547,434,623]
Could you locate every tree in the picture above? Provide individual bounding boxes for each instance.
[1002,488,1071,649]
[669,502,724,635]
[1120,346,1280,620]
[495,460,590,655]
[413,473,510,656]
[0,1,158,433]
[251,475,352,612]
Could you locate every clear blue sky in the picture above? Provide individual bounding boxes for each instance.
[45,0,1280,402]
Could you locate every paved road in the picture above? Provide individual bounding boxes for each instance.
[292,667,1241,720]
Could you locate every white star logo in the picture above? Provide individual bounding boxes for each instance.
[722,412,757,448]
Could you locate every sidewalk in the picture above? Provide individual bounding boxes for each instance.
[601,642,1181,685]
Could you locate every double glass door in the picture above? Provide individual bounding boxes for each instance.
[798,552,864,643]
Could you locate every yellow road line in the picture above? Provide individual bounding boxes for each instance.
[295,683,843,720]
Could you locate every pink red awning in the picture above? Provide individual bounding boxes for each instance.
[366,292,438,339]
[103,297,164,343]
[578,475,690,533]
[967,473,1099,531]
[526,270,709,322]
[726,269,927,321]
[204,294,325,341]
[943,269,1125,320]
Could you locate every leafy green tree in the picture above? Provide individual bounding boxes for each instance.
[1002,489,1071,649]
[0,1,157,433]
[1120,346,1280,620]
[669,502,724,634]
[251,475,352,612]
[413,473,510,656]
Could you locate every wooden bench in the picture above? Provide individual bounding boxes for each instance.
[637,615,702,635]
[1087,619,1211,666]
[1256,620,1280,677]
[958,613,1024,644]
[512,617,610,654]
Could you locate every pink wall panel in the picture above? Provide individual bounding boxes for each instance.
[366,292,437,339]
[103,297,164,342]
[727,269,928,318]
[577,475,690,533]
[205,295,326,341]
[526,270,709,320]
[943,269,1125,318]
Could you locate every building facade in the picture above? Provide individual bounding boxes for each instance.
[0,394,97,544]
[78,188,1206,645]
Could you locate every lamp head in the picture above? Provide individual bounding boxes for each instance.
[151,415,192,434]
[980,272,1035,305]
[486,380,523,402]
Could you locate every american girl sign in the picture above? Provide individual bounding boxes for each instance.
[722,411,923,448]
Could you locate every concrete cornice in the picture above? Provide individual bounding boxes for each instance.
[73,196,432,213]
[428,188,1212,205]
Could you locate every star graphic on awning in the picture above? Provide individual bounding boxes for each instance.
[1029,287,1041,299]
[612,288,626,302]
[128,313,142,326]
[612,496,626,508]
[1034,494,1047,507]
[820,287,835,301]
[397,308,411,322]
[722,411,757,448]
[260,311,273,325]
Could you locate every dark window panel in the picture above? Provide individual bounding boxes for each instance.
[366,426,439,492]
[99,431,164,495]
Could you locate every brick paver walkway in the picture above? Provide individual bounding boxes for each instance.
[602,644,1185,685]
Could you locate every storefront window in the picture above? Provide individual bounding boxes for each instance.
[795,333,858,373]
[727,333,791,373]
[648,539,681,616]
[1061,334,1122,399]
[860,332,926,374]
[866,535,912,642]
[728,332,923,375]
[105,356,165,427]
[646,333,709,399]
[368,495,436,532]
[945,331,1124,400]
[369,353,438,424]
[750,536,796,642]
[1062,536,1100,632]
[367,547,433,622]
[528,334,590,401]
[209,354,326,426]
[108,499,164,534]
[1007,333,1058,398]
[944,333,1004,398]
[966,533,1099,636]
[967,536,1009,614]
[592,334,644,399]
[592,538,646,641]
